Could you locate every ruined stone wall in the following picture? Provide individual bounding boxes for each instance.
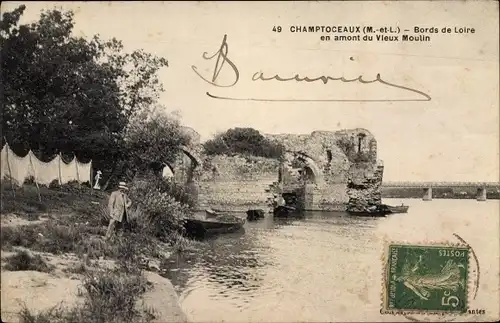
[346,160,384,212]
[196,155,280,212]
[166,127,384,213]
[266,129,378,211]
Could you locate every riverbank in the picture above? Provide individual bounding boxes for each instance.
[381,186,500,199]
[0,183,189,323]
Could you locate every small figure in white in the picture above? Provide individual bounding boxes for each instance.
[93,170,102,190]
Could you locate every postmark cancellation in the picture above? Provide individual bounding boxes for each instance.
[381,243,470,315]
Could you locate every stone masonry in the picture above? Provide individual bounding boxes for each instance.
[166,127,384,213]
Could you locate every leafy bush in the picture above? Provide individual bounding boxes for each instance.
[153,175,197,208]
[17,268,152,323]
[128,179,190,241]
[18,305,69,323]
[79,268,148,322]
[203,127,285,159]
[3,250,54,273]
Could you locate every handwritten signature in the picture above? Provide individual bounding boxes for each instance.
[192,34,431,102]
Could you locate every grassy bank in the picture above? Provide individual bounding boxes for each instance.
[1,182,199,323]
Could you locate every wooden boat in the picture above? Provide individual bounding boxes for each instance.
[347,204,390,217]
[348,204,409,217]
[184,217,245,238]
[347,210,389,217]
[384,204,409,214]
[205,208,219,217]
[273,205,297,218]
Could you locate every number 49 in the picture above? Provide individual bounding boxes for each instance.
[441,291,460,307]
[273,26,282,33]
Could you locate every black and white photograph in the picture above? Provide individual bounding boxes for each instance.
[1,1,499,322]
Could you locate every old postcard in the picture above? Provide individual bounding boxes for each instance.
[1,1,499,322]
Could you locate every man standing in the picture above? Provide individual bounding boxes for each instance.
[105,181,132,240]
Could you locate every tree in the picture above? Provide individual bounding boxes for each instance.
[123,111,191,177]
[1,5,169,184]
[2,7,123,158]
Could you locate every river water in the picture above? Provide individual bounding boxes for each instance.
[164,199,499,322]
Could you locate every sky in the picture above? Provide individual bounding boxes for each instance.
[2,1,499,182]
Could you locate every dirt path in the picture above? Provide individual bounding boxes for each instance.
[1,249,81,321]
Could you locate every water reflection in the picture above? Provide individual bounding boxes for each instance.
[167,211,382,302]
[167,201,499,322]
[197,235,269,295]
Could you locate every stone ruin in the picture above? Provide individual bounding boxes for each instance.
[163,127,384,213]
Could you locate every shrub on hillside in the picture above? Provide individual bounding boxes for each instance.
[3,250,54,273]
[148,175,197,208]
[128,178,190,241]
[17,268,152,323]
[79,268,148,322]
[203,127,285,159]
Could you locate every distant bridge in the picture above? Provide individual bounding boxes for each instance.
[381,181,499,201]
[382,182,500,188]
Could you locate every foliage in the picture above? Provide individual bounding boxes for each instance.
[17,268,152,323]
[3,250,54,273]
[79,268,148,323]
[1,5,170,186]
[18,305,69,323]
[128,172,197,207]
[1,182,195,260]
[123,112,191,177]
[1,183,107,225]
[336,136,372,163]
[128,177,190,241]
[144,173,197,207]
[203,127,285,159]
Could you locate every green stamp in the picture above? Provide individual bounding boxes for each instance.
[383,244,469,314]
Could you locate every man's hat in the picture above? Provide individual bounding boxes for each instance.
[118,182,128,190]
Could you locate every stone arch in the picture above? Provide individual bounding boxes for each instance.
[302,166,316,184]
[294,151,323,184]
[180,146,202,169]
[177,146,203,183]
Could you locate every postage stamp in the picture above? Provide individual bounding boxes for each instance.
[382,243,470,315]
